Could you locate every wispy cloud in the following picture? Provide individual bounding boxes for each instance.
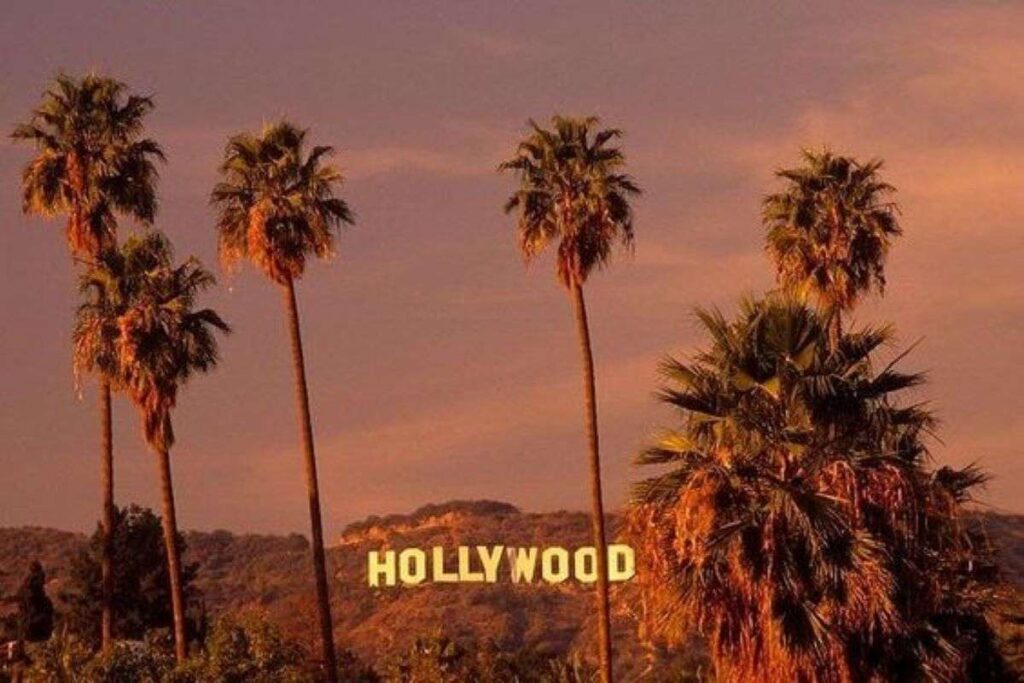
[448,27,554,59]
[344,145,484,178]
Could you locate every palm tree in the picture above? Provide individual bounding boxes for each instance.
[627,295,1001,682]
[114,232,229,664]
[210,120,353,682]
[12,72,164,652]
[762,149,901,348]
[499,115,640,682]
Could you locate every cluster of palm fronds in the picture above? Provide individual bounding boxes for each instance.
[499,115,639,288]
[627,155,1007,682]
[74,233,228,452]
[12,74,163,257]
[762,150,901,347]
[211,121,353,286]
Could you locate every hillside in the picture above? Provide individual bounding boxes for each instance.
[185,501,659,678]
[2,502,1023,676]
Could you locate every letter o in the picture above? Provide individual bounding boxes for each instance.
[574,547,597,583]
[541,547,570,583]
[399,549,427,585]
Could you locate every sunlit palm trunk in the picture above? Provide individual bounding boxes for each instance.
[155,445,187,664]
[99,379,115,652]
[282,276,339,683]
[570,278,614,683]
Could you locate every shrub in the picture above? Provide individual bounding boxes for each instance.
[185,611,308,682]
[23,628,92,682]
[83,641,173,682]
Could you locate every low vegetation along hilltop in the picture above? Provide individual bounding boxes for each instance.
[2,501,1023,678]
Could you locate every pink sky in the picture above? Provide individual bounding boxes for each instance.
[1,1,1022,536]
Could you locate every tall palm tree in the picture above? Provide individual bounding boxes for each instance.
[627,295,1001,682]
[12,72,164,652]
[114,232,229,664]
[210,120,353,682]
[762,149,901,348]
[499,115,640,682]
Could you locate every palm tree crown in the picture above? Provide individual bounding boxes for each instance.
[499,115,640,287]
[115,233,229,451]
[210,120,354,285]
[73,232,173,391]
[762,149,901,318]
[12,73,164,257]
[628,295,996,682]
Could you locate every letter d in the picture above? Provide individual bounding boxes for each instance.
[607,544,635,582]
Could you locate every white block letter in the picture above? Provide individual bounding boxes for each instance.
[608,544,635,582]
[574,547,597,584]
[399,549,427,585]
[368,550,396,587]
[507,547,538,584]
[542,547,570,584]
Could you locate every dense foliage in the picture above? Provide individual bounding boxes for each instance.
[762,149,900,345]
[61,505,204,648]
[9,618,600,683]
[628,296,1004,681]
[13,563,54,644]
[499,115,639,288]
[11,73,163,257]
[210,120,354,285]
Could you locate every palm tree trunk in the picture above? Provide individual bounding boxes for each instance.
[569,278,614,683]
[282,276,339,683]
[155,444,187,664]
[99,379,115,653]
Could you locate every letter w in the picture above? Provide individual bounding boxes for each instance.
[507,547,538,584]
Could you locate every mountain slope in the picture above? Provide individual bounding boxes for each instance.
[2,502,1023,677]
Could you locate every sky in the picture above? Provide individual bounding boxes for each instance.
[1,1,1022,537]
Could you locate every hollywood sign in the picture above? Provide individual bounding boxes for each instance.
[367,545,636,587]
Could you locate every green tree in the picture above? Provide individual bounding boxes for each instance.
[210,120,354,682]
[115,233,228,664]
[628,296,1003,682]
[62,505,204,646]
[500,115,640,683]
[15,562,54,644]
[762,149,901,348]
[12,72,164,653]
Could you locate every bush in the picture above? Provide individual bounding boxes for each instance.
[22,628,92,682]
[183,611,309,682]
[83,641,173,682]
[382,634,597,683]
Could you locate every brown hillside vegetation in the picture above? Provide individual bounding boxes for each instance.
[2,502,1023,677]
